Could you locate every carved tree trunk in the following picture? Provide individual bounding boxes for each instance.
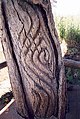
[0,0,66,119]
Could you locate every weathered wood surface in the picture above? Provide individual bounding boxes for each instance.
[64,59,80,69]
[1,59,80,70]
[0,61,7,69]
[0,0,66,119]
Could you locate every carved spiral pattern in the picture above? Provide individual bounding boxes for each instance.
[2,0,58,118]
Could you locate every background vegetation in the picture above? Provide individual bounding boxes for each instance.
[55,16,80,42]
[55,16,80,83]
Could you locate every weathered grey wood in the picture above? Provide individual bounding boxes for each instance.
[0,0,66,119]
[1,58,80,70]
[0,61,7,69]
[64,59,80,69]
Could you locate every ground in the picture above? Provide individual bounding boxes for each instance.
[66,85,80,119]
[0,102,23,119]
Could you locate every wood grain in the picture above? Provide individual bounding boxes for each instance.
[1,0,66,119]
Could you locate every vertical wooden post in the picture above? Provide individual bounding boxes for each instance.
[0,0,66,119]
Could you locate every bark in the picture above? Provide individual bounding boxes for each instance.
[64,59,80,69]
[0,0,66,119]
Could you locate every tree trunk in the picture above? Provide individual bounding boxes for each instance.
[0,0,66,119]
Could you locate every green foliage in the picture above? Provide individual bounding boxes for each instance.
[56,16,80,43]
[58,20,66,39]
[55,16,80,83]
[66,24,80,42]
[65,68,73,82]
[65,67,80,84]
[76,69,80,80]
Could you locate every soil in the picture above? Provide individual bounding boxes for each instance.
[0,102,23,119]
[66,84,80,119]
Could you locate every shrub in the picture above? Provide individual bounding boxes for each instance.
[58,18,66,39]
[59,22,66,39]
[66,24,80,42]
[65,67,73,82]
[56,17,80,43]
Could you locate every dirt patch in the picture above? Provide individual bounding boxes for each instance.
[0,102,23,119]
